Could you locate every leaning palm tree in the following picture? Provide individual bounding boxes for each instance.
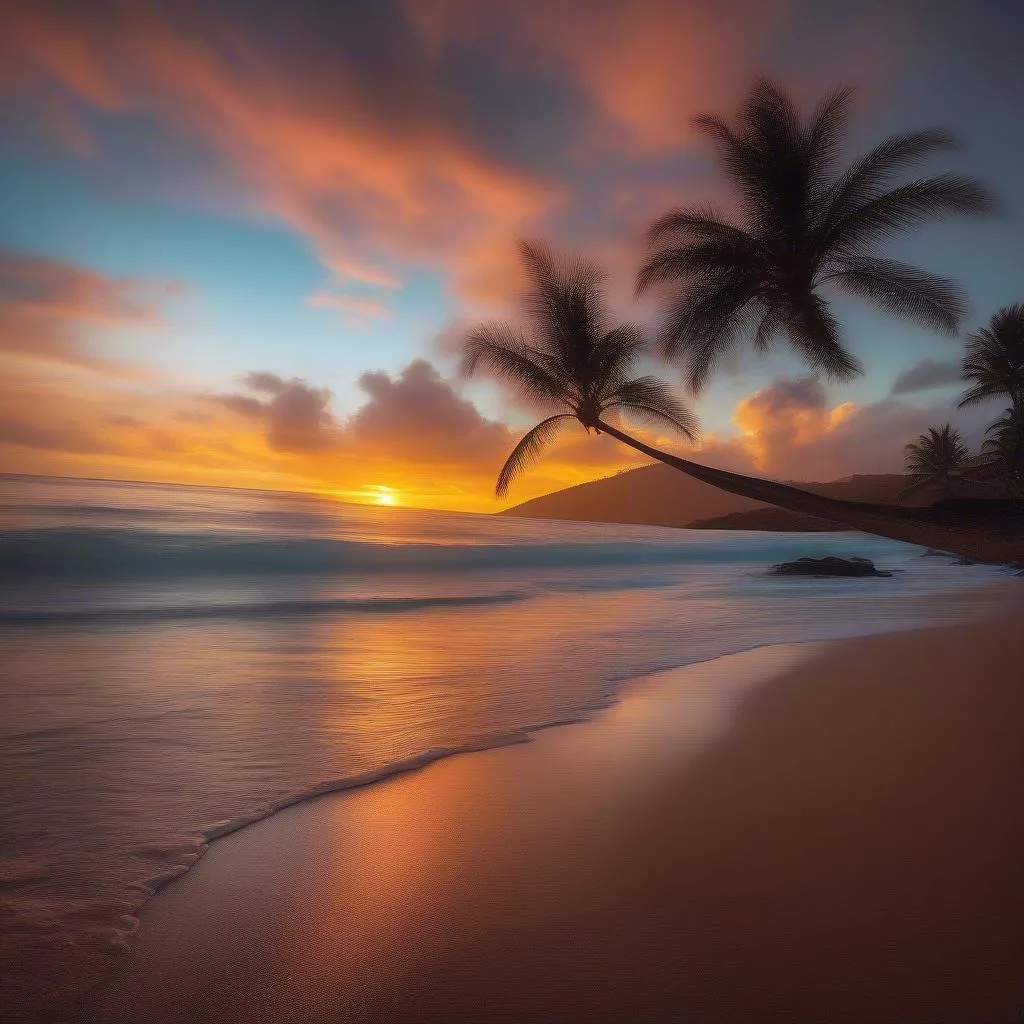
[959,304,1024,419]
[468,241,1024,564]
[462,240,698,497]
[637,79,994,392]
[903,424,970,499]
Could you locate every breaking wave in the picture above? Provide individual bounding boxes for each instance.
[0,525,853,581]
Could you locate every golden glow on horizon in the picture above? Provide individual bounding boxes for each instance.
[373,485,397,506]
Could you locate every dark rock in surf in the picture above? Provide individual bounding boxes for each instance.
[770,556,892,578]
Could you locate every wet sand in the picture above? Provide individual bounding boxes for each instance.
[84,610,1024,1023]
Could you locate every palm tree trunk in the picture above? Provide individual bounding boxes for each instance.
[596,419,1024,564]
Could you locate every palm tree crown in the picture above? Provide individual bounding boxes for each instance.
[904,424,970,498]
[462,240,698,497]
[638,80,995,392]
[959,303,1024,416]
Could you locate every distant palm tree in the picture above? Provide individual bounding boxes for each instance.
[637,80,994,392]
[903,424,970,499]
[462,240,698,497]
[959,304,1024,418]
[981,407,1024,497]
[465,241,1024,563]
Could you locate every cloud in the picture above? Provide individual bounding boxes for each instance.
[0,414,118,455]
[0,352,644,507]
[351,358,511,465]
[0,249,177,371]
[0,0,798,304]
[889,358,964,396]
[212,373,341,453]
[727,375,855,471]
[308,290,392,323]
[697,374,994,482]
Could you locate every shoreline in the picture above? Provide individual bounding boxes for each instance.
[83,597,1024,1023]
[6,577,1007,1024]
[101,579,1018,946]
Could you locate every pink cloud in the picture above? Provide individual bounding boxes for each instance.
[308,290,393,323]
[0,0,798,304]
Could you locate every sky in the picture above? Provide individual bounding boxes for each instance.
[1,0,1022,511]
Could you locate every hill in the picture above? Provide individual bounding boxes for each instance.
[500,466,920,529]
[686,507,844,532]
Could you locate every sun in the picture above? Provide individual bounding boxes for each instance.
[372,485,397,506]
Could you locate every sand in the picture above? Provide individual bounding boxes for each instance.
[83,609,1024,1024]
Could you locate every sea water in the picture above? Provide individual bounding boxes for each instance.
[0,473,1013,1021]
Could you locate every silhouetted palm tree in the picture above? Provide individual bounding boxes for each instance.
[904,424,970,499]
[466,241,1024,563]
[981,407,1024,497]
[959,304,1024,418]
[638,80,994,392]
[462,240,698,497]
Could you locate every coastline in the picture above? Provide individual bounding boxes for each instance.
[83,597,1024,1023]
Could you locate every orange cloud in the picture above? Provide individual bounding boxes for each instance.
[0,349,650,511]
[0,250,177,372]
[695,375,992,483]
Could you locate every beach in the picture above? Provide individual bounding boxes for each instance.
[83,604,1024,1024]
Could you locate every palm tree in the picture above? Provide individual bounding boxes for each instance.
[466,241,1024,563]
[462,240,698,497]
[980,407,1024,497]
[903,424,970,499]
[637,79,994,393]
[959,304,1024,418]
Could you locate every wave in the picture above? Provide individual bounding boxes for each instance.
[0,590,532,627]
[0,525,877,582]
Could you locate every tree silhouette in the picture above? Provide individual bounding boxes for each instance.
[981,407,1024,497]
[466,241,1024,564]
[462,240,697,497]
[904,424,970,498]
[638,80,993,392]
[959,304,1024,418]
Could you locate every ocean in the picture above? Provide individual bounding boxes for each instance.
[0,473,1014,1022]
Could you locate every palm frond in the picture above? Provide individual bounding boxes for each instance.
[461,322,568,403]
[826,257,966,334]
[804,84,855,197]
[636,237,761,297]
[603,377,699,440]
[644,203,749,247]
[495,415,574,498]
[823,174,994,255]
[656,270,764,390]
[519,239,610,378]
[784,292,861,381]
[752,305,787,354]
[589,323,646,395]
[816,128,959,233]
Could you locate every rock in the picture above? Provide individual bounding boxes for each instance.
[921,548,948,557]
[770,556,893,578]
[951,557,976,566]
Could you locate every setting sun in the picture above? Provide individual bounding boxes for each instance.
[373,486,397,506]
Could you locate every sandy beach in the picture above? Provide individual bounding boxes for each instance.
[83,606,1024,1024]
